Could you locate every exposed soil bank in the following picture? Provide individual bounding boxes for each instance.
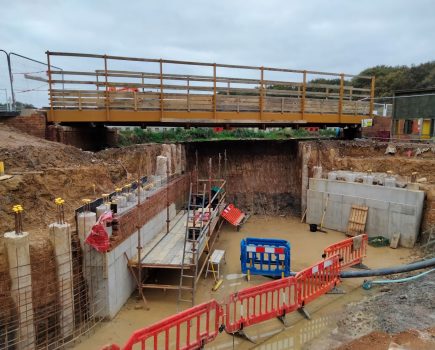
[186,140,303,216]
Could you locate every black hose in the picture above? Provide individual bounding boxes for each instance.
[340,258,435,278]
[288,257,435,278]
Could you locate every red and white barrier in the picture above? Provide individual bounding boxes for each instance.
[246,245,285,254]
[322,234,368,269]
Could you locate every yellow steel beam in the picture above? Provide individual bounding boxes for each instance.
[47,109,366,124]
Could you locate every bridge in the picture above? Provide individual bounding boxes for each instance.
[44,51,375,126]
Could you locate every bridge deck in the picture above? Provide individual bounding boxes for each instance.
[43,51,375,125]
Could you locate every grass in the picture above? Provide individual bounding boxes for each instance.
[117,127,338,146]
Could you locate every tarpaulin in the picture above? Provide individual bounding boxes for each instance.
[85,211,112,253]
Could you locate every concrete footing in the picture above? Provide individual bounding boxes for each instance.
[49,223,74,339]
[3,231,36,350]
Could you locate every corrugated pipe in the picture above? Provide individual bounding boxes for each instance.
[362,268,435,289]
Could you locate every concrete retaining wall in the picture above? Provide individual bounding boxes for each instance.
[306,178,424,247]
[103,204,176,319]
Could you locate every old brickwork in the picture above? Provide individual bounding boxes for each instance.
[111,174,190,248]
[2,111,46,138]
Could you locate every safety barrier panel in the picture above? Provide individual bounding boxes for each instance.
[241,238,291,279]
[295,255,340,306]
[322,234,368,269]
[103,254,345,349]
[221,204,245,227]
[121,300,223,350]
[224,276,298,334]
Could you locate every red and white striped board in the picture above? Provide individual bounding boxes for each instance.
[246,245,285,254]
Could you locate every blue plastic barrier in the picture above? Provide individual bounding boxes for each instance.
[240,237,291,280]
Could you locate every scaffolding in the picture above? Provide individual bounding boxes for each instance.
[127,156,227,307]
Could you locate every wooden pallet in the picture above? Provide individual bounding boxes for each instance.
[346,205,368,237]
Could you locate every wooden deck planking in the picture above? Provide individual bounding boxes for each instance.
[135,211,193,267]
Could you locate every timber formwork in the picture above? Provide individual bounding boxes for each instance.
[41,51,375,126]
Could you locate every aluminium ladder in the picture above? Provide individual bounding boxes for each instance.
[177,183,207,308]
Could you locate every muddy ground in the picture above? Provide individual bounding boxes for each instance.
[73,216,434,350]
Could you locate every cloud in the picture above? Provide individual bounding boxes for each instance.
[1,0,434,106]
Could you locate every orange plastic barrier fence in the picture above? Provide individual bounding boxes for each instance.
[322,234,368,269]
[224,276,298,333]
[122,300,223,350]
[103,248,347,349]
[295,255,340,307]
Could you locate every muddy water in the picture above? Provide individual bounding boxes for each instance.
[74,216,411,350]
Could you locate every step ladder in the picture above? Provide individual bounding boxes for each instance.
[177,182,207,308]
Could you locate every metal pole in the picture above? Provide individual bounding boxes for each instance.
[1,50,16,109]
[166,157,170,234]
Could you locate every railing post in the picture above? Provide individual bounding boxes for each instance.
[338,73,344,122]
[301,71,307,120]
[46,51,53,114]
[213,64,217,118]
[187,76,190,112]
[369,76,376,117]
[260,67,264,120]
[160,59,164,121]
[104,55,109,121]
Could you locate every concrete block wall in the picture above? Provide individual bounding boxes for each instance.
[306,178,424,247]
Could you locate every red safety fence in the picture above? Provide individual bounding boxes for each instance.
[103,241,351,349]
[224,276,298,333]
[221,204,245,226]
[322,234,368,269]
[121,300,223,350]
[295,255,340,307]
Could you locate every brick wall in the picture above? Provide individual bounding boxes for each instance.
[362,116,391,139]
[111,174,190,248]
[46,125,118,151]
[2,111,47,138]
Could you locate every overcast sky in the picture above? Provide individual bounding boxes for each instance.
[1,0,434,106]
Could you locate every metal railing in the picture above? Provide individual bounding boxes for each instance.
[43,51,375,123]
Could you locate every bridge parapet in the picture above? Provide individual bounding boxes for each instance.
[42,52,375,125]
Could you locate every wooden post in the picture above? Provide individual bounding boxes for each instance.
[369,76,376,117]
[160,59,164,121]
[338,73,344,122]
[187,76,190,112]
[141,73,145,93]
[46,52,54,113]
[104,55,109,121]
[260,67,264,120]
[301,71,307,120]
[213,64,217,118]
